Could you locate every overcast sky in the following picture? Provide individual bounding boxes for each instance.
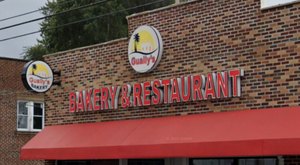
[0,0,47,59]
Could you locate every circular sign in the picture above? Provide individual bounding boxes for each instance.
[128,25,163,73]
[21,61,53,93]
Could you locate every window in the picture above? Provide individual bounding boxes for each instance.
[17,101,44,132]
[190,158,277,165]
[57,160,119,165]
[191,159,234,165]
[261,0,300,9]
[238,158,277,165]
[128,159,165,165]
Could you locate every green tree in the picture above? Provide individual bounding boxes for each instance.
[23,43,47,60]
[40,0,128,53]
[24,0,174,60]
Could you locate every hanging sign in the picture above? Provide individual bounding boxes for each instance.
[128,25,163,73]
[21,61,54,93]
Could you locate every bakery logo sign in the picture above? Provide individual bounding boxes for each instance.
[21,61,53,93]
[128,25,163,73]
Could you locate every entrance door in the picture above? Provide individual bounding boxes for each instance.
[128,159,165,165]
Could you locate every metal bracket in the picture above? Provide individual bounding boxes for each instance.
[52,70,61,86]
[53,80,61,86]
[53,70,61,76]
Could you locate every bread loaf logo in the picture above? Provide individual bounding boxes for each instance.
[21,61,53,93]
[128,25,163,73]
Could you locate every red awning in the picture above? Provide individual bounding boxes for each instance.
[21,106,300,160]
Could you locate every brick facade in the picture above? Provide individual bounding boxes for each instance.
[42,0,299,164]
[44,0,299,125]
[0,58,44,164]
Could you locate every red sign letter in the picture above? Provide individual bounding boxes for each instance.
[229,69,244,97]
[69,92,76,112]
[77,91,84,111]
[180,76,191,102]
[205,73,216,99]
[109,86,120,109]
[161,79,171,104]
[171,78,180,103]
[93,88,100,111]
[217,72,228,98]
[133,83,142,106]
[152,80,162,105]
[85,89,94,111]
[143,81,151,106]
[192,75,203,100]
[101,87,109,110]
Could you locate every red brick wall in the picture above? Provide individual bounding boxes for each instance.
[44,0,300,125]
[0,58,27,91]
[0,58,44,164]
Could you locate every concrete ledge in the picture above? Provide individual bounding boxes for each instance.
[126,0,197,20]
[0,56,28,62]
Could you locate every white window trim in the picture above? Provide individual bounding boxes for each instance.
[261,0,300,10]
[17,100,45,132]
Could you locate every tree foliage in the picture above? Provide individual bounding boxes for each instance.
[23,43,47,60]
[24,0,174,60]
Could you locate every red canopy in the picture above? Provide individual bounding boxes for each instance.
[21,106,300,160]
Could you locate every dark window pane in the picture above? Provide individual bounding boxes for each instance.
[191,159,234,165]
[57,160,88,165]
[57,160,119,165]
[18,102,28,115]
[17,116,28,129]
[190,158,276,165]
[33,117,42,129]
[91,160,119,165]
[263,159,277,165]
[239,158,276,165]
[34,103,43,116]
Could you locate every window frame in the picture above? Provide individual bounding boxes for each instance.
[17,100,45,132]
[261,0,300,10]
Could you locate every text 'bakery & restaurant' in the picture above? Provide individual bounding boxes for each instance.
[20,0,300,165]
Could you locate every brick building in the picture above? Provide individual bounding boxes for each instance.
[21,0,299,165]
[0,57,44,164]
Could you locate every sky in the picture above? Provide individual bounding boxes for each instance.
[0,0,47,59]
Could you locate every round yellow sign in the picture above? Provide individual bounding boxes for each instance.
[128,25,163,73]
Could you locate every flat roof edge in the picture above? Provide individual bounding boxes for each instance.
[44,37,128,58]
[0,56,28,62]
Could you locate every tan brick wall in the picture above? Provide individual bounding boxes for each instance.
[44,0,300,126]
[0,58,44,164]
